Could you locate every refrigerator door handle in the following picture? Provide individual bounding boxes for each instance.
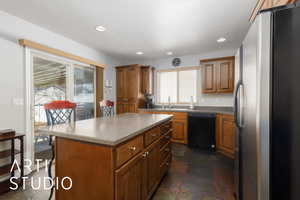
[234,81,243,128]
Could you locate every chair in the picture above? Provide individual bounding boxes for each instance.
[45,100,76,126]
[44,100,76,200]
[100,100,114,117]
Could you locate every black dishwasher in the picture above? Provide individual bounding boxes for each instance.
[188,112,216,151]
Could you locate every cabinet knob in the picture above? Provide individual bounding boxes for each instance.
[165,135,170,139]
[142,152,147,158]
[151,134,156,137]
[129,146,136,151]
[165,148,170,152]
[166,162,169,166]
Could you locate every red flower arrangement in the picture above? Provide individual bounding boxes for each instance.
[44,100,76,110]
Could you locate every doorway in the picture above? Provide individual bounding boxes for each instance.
[33,56,69,162]
[29,53,96,164]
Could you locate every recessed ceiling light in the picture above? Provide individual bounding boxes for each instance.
[136,51,144,55]
[95,25,106,32]
[217,37,227,43]
[166,51,173,55]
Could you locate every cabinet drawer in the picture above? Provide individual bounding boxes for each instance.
[144,127,161,147]
[159,130,172,149]
[116,135,143,168]
[172,112,187,120]
[159,154,172,179]
[160,121,172,135]
[160,142,171,164]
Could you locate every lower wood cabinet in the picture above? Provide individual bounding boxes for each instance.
[138,110,188,144]
[145,142,160,198]
[115,154,144,200]
[117,102,138,114]
[216,114,236,159]
[115,125,171,200]
[172,119,187,144]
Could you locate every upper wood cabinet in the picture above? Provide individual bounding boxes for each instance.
[202,63,217,93]
[116,68,126,101]
[217,59,234,93]
[250,0,297,22]
[116,65,154,114]
[140,66,154,94]
[201,56,235,94]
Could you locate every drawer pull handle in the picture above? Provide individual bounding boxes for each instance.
[166,162,169,166]
[151,134,157,137]
[165,148,170,152]
[165,136,170,139]
[129,146,136,151]
[142,152,147,158]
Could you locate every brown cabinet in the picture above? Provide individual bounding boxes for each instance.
[216,114,236,159]
[250,0,296,22]
[115,122,171,200]
[116,65,154,114]
[115,154,144,200]
[172,119,187,143]
[55,118,172,200]
[201,56,235,94]
[144,142,160,197]
[116,65,142,114]
[138,110,188,144]
[140,66,154,94]
[202,63,217,93]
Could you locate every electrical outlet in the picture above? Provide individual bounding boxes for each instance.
[12,98,24,106]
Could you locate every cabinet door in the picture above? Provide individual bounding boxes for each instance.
[146,143,160,196]
[126,66,139,101]
[217,114,235,159]
[116,103,125,114]
[141,67,150,94]
[216,59,234,93]
[116,68,126,101]
[202,63,216,93]
[115,154,144,200]
[126,103,137,113]
[272,0,294,7]
[172,120,187,144]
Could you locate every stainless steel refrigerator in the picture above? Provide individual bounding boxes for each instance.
[234,3,300,200]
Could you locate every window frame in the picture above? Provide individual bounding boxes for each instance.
[156,66,200,105]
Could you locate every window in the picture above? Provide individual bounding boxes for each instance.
[157,68,198,104]
[74,65,95,121]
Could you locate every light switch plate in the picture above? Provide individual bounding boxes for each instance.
[12,98,24,106]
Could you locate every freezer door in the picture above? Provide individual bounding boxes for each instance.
[271,6,300,200]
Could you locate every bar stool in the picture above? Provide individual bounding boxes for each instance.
[44,100,76,200]
[100,100,114,117]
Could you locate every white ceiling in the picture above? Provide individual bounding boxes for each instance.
[0,0,256,60]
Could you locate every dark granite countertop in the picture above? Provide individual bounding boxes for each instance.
[139,106,234,115]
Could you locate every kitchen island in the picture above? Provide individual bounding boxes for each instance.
[41,113,173,200]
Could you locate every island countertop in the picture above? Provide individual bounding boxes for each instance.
[40,113,172,146]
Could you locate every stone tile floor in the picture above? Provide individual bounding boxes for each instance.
[153,144,235,200]
[0,144,234,200]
